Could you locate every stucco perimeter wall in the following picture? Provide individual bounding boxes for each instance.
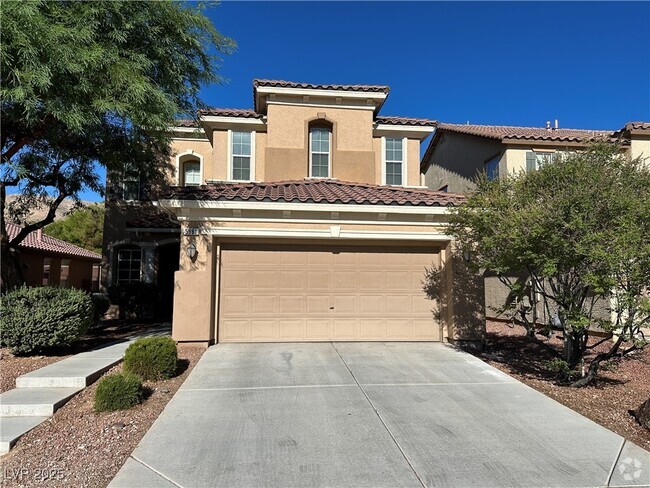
[423,132,502,193]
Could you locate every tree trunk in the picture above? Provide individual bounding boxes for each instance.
[0,181,25,292]
[633,397,650,429]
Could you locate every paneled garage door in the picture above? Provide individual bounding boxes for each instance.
[218,245,441,342]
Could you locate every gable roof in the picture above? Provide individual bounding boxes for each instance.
[161,179,465,207]
[4,222,101,261]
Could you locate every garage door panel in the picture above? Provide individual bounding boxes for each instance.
[218,246,441,343]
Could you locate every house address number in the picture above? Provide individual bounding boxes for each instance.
[183,227,201,236]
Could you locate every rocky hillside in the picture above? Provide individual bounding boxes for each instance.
[3,194,101,224]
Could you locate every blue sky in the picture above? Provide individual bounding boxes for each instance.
[83,1,650,201]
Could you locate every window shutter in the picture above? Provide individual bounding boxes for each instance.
[526,152,536,172]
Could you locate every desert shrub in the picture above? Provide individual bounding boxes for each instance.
[545,358,575,382]
[91,293,110,323]
[1,286,93,355]
[123,336,178,381]
[107,283,158,319]
[94,373,143,412]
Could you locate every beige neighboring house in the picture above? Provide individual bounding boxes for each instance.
[420,120,650,324]
[103,79,486,346]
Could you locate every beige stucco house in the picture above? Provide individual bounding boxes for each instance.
[103,79,485,346]
[420,120,650,324]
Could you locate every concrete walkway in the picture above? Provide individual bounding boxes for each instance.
[109,342,650,488]
[0,325,171,454]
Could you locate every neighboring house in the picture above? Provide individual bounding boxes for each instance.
[420,121,650,324]
[4,222,101,291]
[103,79,485,346]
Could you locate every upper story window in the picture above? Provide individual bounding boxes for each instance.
[183,160,201,186]
[485,156,500,181]
[115,247,142,284]
[121,163,141,201]
[526,151,557,172]
[384,137,405,185]
[231,131,253,181]
[309,127,331,178]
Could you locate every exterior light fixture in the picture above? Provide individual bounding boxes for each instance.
[186,242,197,260]
[462,250,471,263]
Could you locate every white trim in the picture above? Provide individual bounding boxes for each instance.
[309,127,331,178]
[187,226,451,241]
[170,127,208,135]
[374,124,434,133]
[160,199,453,215]
[381,136,406,186]
[201,116,266,126]
[256,85,387,102]
[172,136,209,142]
[178,216,449,227]
[381,137,386,185]
[266,100,377,112]
[228,130,256,181]
[175,150,204,186]
[402,136,408,186]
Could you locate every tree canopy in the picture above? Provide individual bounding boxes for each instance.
[1,0,234,289]
[45,204,105,254]
[446,143,650,385]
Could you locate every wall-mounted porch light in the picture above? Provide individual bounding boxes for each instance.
[186,242,198,261]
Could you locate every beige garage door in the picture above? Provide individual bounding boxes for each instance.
[218,245,441,342]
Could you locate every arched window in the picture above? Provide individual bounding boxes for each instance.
[309,121,332,178]
[183,159,201,186]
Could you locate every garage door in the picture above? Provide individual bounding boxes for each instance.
[218,245,441,342]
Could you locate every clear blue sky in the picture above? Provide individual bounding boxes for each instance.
[83,1,650,201]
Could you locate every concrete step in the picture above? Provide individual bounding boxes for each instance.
[0,416,50,454]
[16,356,122,388]
[0,387,82,416]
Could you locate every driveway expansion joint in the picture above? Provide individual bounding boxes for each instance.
[330,342,427,488]
[131,455,184,488]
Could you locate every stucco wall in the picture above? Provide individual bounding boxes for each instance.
[423,132,503,193]
[170,138,213,184]
[630,135,650,162]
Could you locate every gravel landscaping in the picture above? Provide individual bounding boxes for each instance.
[0,346,204,488]
[478,321,650,450]
[0,349,70,394]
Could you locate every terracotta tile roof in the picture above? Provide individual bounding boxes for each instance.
[162,179,465,207]
[199,108,263,119]
[126,214,180,230]
[435,123,614,142]
[376,116,437,127]
[175,119,200,128]
[623,121,650,131]
[4,222,101,261]
[253,79,390,94]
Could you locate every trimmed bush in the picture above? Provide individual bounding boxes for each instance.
[91,293,110,324]
[94,373,143,412]
[123,337,178,381]
[1,286,93,355]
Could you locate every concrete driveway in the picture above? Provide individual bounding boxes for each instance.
[110,342,650,487]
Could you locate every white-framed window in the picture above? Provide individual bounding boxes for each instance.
[230,131,253,181]
[183,160,201,186]
[59,259,70,288]
[485,156,500,181]
[121,163,140,201]
[309,127,331,178]
[115,247,142,284]
[526,151,557,172]
[384,137,405,185]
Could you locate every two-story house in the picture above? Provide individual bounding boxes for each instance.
[420,120,650,324]
[103,79,485,346]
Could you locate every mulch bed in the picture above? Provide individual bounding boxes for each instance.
[476,321,650,451]
[0,321,166,394]
[1,346,204,488]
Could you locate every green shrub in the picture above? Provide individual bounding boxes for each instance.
[94,373,143,412]
[545,358,575,382]
[1,286,93,355]
[107,283,158,319]
[90,293,110,323]
[123,337,178,381]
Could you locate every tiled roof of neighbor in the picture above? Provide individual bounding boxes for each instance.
[126,214,180,230]
[162,179,465,207]
[435,123,614,142]
[376,116,437,127]
[4,222,101,261]
[253,79,390,94]
[199,108,263,118]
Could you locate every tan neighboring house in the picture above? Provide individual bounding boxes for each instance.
[4,222,101,291]
[420,120,650,323]
[103,79,486,346]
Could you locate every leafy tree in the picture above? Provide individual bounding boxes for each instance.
[1,0,234,290]
[442,142,650,386]
[45,204,105,254]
